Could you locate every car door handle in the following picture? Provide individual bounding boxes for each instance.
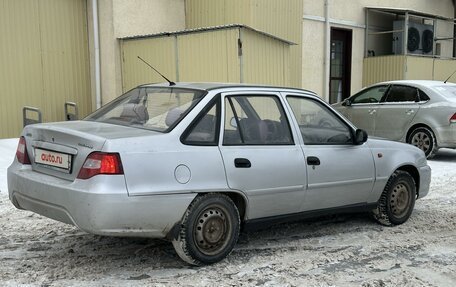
[234,158,251,168]
[306,156,320,166]
[368,109,377,115]
[406,109,415,115]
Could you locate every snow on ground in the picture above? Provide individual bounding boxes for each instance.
[0,139,455,286]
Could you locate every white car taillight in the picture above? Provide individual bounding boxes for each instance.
[450,113,456,124]
[77,152,124,179]
[16,136,31,164]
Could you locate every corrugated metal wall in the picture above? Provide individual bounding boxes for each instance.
[185,0,302,87]
[363,55,456,87]
[405,57,434,80]
[185,0,250,30]
[362,55,405,87]
[121,27,291,92]
[178,29,240,83]
[121,37,177,91]
[0,0,91,139]
[433,59,456,81]
[242,29,290,86]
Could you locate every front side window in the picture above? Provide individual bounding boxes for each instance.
[287,96,352,145]
[350,85,388,104]
[85,87,206,132]
[384,85,418,103]
[223,95,293,145]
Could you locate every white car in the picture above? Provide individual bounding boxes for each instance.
[333,80,456,158]
[8,83,431,265]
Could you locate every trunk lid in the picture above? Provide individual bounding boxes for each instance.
[23,121,155,181]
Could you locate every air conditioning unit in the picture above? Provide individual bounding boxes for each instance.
[392,20,434,55]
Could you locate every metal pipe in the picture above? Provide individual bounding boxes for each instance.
[92,0,101,109]
[324,0,330,101]
[365,9,369,58]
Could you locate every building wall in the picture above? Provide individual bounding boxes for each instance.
[303,0,455,100]
[0,0,91,138]
[113,0,185,39]
[95,0,185,104]
[185,0,303,87]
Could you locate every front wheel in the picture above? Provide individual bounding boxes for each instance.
[372,170,416,226]
[407,126,437,159]
[172,193,240,265]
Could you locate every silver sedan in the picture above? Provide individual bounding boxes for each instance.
[8,83,431,265]
[333,80,456,158]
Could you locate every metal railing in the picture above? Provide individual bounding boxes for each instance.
[22,106,42,127]
[64,102,78,121]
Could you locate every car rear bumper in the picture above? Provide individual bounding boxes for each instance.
[435,125,456,148]
[418,165,431,199]
[7,161,195,238]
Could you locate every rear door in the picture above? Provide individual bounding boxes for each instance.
[218,91,307,219]
[375,85,420,141]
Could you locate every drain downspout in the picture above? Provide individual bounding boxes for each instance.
[92,0,101,109]
[324,0,330,101]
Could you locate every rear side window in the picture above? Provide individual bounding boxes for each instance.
[418,90,430,101]
[181,97,220,145]
[384,86,418,102]
[223,95,293,145]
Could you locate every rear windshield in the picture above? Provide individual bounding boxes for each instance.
[85,87,206,132]
[433,85,456,99]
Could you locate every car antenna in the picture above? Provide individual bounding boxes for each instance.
[444,69,456,83]
[137,56,175,86]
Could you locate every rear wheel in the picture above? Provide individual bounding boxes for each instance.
[407,126,437,159]
[172,193,240,265]
[372,170,416,226]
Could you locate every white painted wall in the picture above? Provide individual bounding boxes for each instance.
[112,0,185,39]
[302,0,455,100]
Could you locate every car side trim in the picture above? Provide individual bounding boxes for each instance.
[242,202,378,232]
[308,178,374,189]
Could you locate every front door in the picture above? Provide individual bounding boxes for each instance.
[329,28,352,104]
[218,92,307,220]
[285,95,376,211]
[341,85,389,136]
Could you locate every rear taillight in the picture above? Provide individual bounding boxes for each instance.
[16,136,31,164]
[77,152,123,179]
[450,113,456,124]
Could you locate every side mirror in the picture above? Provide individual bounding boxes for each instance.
[354,129,368,145]
[342,98,352,107]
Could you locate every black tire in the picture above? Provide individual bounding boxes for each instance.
[172,193,240,266]
[372,170,416,226]
[407,126,437,159]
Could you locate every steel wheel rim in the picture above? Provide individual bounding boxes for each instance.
[411,132,431,153]
[390,182,411,218]
[194,205,231,256]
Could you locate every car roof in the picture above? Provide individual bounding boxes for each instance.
[139,82,315,94]
[374,80,456,88]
